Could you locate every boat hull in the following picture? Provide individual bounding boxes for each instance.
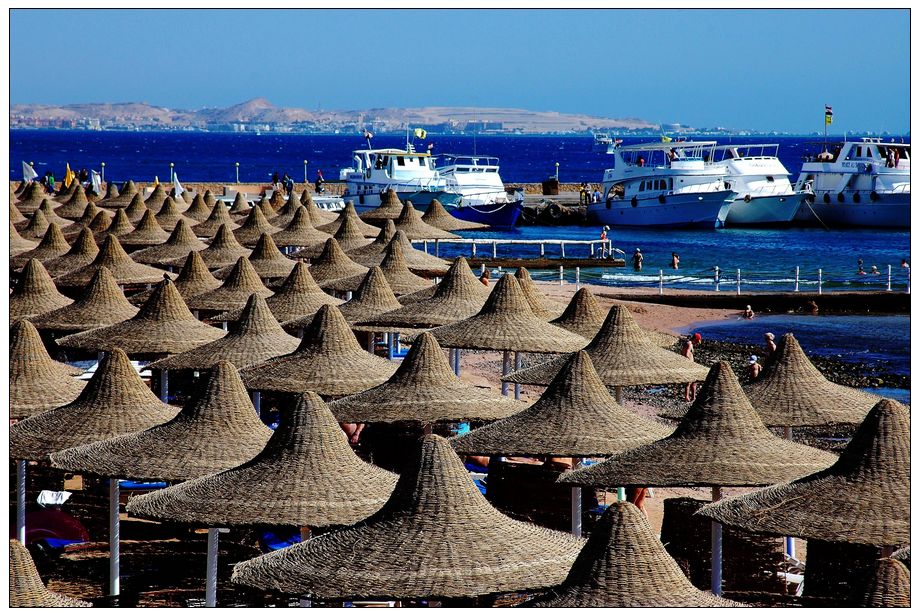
[445,200,523,228]
[588,191,733,229]
[725,194,804,226]
[794,192,910,228]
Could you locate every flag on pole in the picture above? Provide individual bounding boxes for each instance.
[91,170,103,196]
[153,176,159,187]
[413,128,427,139]
[825,105,833,125]
[22,161,38,182]
[64,163,75,188]
[661,135,673,143]
[173,174,184,197]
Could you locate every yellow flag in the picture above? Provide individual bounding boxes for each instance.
[64,163,75,188]
[414,128,427,139]
[153,176,159,186]
[661,135,673,143]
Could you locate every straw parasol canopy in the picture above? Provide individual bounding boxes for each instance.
[744,332,881,427]
[212,262,342,324]
[129,251,221,305]
[33,198,75,229]
[11,223,70,268]
[154,197,198,232]
[392,201,461,240]
[234,205,281,246]
[860,558,911,607]
[57,181,77,200]
[170,223,250,270]
[515,267,566,318]
[10,320,84,419]
[306,238,368,284]
[525,503,738,607]
[317,201,380,237]
[296,211,371,258]
[31,267,139,333]
[117,209,171,247]
[121,193,149,223]
[241,304,396,396]
[296,266,400,328]
[99,207,135,239]
[345,218,396,261]
[57,278,226,355]
[228,192,250,216]
[892,545,910,568]
[99,179,137,208]
[330,332,526,424]
[59,202,100,236]
[698,398,909,547]
[300,190,338,224]
[256,196,278,221]
[452,351,670,457]
[202,189,217,207]
[144,183,169,211]
[10,348,177,461]
[50,361,272,482]
[53,184,90,219]
[127,391,398,528]
[15,183,56,214]
[169,186,190,205]
[269,194,298,228]
[271,206,332,249]
[150,294,299,371]
[130,219,207,265]
[504,304,710,387]
[429,274,587,353]
[102,181,120,201]
[191,202,240,238]
[359,188,405,224]
[17,209,51,240]
[55,235,170,288]
[11,198,28,224]
[325,238,430,296]
[349,227,449,274]
[10,540,91,608]
[550,287,606,339]
[230,434,584,600]
[186,256,272,312]
[560,362,837,488]
[42,228,100,277]
[83,210,114,240]
[10,221,37,256]
[10,259,73,322]
[183,193,212,222]
[358,257,488,332]
[213,233,294,281]
[422,198,488,231]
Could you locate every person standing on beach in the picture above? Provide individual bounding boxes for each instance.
[626,487,650,516]
[315,169,325,194]
[680,337,698,402]
[632,248,643,271]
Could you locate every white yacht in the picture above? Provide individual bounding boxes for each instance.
[713,144,808,226]
[435,154,523,227]
[339,146,461,212]
[793,139,910,228]
[592,132,615,152]
[589,141,735,228]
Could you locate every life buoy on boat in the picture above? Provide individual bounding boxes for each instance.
[743,194,752,203]
[658,194,666,204]
[631,196,638,207]
[870,190,880,202]
[853,192,861,203]
[837,192,846,203]
[548,203,562,219]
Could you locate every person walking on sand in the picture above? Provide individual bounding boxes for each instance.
[747,355,762,380]
[632,248,643,271]
[680,336,698,402]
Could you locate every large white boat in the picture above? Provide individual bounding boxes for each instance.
[435,154,523,227]
[589,141,735,228]
[592,132,615,152]
[792,139,910,228]
[339,146,461,212]
[712,144,808,226]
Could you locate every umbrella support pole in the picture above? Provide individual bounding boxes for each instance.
[251,391,261,418]
[299,528,312,607]
[501,351,511,396]
[781,426,796,558]
[448,348,455,372]
[109,480,120,596]
[711,486,723,597]
[453,349,461,377]
[614,386,623,404]
[367,333,374,353]
[16,460,26,543]
[205,528,219,607]
[513,352,522,400]
[570,459,582,537]
[617,487,626,501]
[387,334,395,361]
[159,369,169,403]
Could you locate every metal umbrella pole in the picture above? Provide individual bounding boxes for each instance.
[711,486,723,597]
[109,480,121,596]
[16,460,26,543]
[205,528,220,607]
[570,459,582,537]
[513,352,522,400]
[501,351,511,396]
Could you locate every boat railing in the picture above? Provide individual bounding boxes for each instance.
[732,183,798,197]
[412,237,621,261]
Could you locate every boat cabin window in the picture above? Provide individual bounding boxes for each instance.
[397,156,405,166]
[766,176,774,183]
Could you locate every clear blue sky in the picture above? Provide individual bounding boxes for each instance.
[10,8,909,133]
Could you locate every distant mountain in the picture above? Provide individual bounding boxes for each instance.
[10,98,659,133]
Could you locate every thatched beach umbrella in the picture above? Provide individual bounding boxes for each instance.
[525,503,738,607]
[392,201,460,240]
[59,201,100,234]
[32,267,139,334]
[698,398,909,549]
[15,183,56,214]
[186,256,272,313]
[293,266,401,328]
[421,199,488,231]
[212,262,342,324]
[202,189,217,207]
[127,392,399,606]
[269,194,298,228]
[17,209,52,240]
[99,179,136,208]
[230,434,584,600]
[213,234,294,281]
[860,558,911,607]
[31,198,73,229]
[271,206,331,249]
[10,539,91,607]
[98,207,135,240]
[129,251,220,305]
[183,193,212,222]
[10,259,73,322]
[255,196,277,221]
[120,193,149,223]
[167,223,250,270]
[317,201,380,237]
[300,190,338,224]
[550,287,606,339]
[42,227,100,277]
[10,320,84,420]
[892,545,910,568]
[233,205,281,246]
[350,227,450,274]
[118,209,170,247]
[296,210,371,258]
[82,210,114,240]
[129,219,207,265]
[55,235,169,289]
[744,332,880,427]
[54,184,91,219]
[345,219,396,261]
[57,278,225,355]
[150,294,299,371]
[562,362,837,595]
[56,180,77,200]
[10,196,28,223]
[191,202,240,238]
[10,221,38,256]
[101,181,120,202]
[326,238,429,296]
[154,196,198,232]
[11,223,69,268]
[306,238,368,284]
[228,192,250,217]
[330,332,526,424]
[359,189,404,225]
[242,304,396,397]
[143,183,169,211]
[515,267,566,318]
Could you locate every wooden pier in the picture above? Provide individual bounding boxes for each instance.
[412,238,625,269]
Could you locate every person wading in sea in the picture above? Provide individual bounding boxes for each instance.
[632,248,643,271]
